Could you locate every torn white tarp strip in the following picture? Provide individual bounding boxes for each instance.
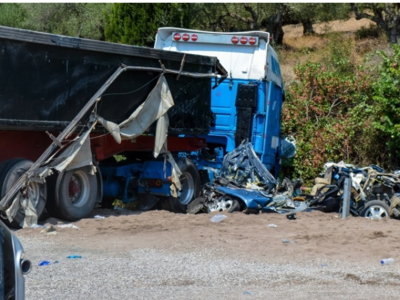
[20,195,38,228]
[166,150,182,195]
[97,116,121,144]
[119,75,174,140]
[99,75,174,144]
[154,113,169,158]
[34,128,93,178]
[5,193,21,223]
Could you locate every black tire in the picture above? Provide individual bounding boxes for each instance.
[0,159,47,227]
[46,165,98,221]
[187,197,207,214]
[93,160,103,204]
[0,227,4,299]
[228,199,241,213]
[360,200,390,218]
[167,158,201,213]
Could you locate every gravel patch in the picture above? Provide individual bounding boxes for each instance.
[20,237,400,299]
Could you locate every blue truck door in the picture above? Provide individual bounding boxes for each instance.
[261,81,283,170]
[207,80,238,152]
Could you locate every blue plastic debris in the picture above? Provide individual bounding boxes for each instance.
[38,260,50,266]
[67,255,82,259]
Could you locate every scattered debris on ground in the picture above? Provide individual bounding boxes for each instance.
[188,142,400,221]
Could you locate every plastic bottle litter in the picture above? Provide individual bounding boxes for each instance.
[67,255,82,259]
[38,260,50,266]
[381,258,394,265]
[243,291,253,295]
[282,239,290,243]
[210,214,227,223]
[57,224,79,229]
[30,224,46,229]
[268,224,278,228]
[94,215,105,219]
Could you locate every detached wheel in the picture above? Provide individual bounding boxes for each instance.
[47,165,98,221]
[187,197,207,214]
[0,159,47,227]
[167,158,201,213]
[361,200,390,219]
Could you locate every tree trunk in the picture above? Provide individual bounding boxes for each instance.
[301,18,315,36]
[264,4,285,45]
[272,23,284,45]
[388,26,398,44]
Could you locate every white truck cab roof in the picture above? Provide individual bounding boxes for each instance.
[155,27,283,88]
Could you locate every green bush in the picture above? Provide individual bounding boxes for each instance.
[372,44,400,166]
[356,24,380,40]
[282,37,375,183]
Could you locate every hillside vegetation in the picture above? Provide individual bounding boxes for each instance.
[279,17,400,182]
[0,3,399,183]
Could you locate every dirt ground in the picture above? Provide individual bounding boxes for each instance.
[15,208,400,299]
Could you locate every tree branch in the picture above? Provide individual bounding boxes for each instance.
[244,3,258,29]
[306,85,315,121]
[326,89,349,118]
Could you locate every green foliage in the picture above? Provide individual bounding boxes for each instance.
[356,24,380,40]
[19,3,108,40]
[372,44,400,161]
[287,3,350,23]
[324,34,354,74]
[282,37,375,182]
[0,3,27,27]
[351,3,400,44]
[104,3,193,47]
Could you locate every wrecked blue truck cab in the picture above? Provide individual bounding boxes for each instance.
[154,28,287,178]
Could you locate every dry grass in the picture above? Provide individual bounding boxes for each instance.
[280,17,390,86]
[283,17,375,40]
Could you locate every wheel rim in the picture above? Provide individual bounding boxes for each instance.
[68,170,90,208]
[27,181,40,208]
[208,197,233,212]
[365,205,388,219]
[177,172,194,205]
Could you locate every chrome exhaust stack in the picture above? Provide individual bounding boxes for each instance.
[20,258,32,275]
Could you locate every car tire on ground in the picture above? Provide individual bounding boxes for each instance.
[187,197,207,214]
[360,200,390,219]
[228,199,241,213]
[46,165,98,221]
[0,159,47,228]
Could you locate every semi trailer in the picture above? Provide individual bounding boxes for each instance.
[0,25,286,226]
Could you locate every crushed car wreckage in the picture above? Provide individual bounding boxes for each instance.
[187,142,305,215]
[305,162,400,219]
[188,142,400,220]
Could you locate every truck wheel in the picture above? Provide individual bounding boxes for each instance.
[46,166,98,221]
[168,158,201,213]
[361,200,390,219]
[0,159,47,228]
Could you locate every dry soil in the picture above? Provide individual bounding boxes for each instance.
[15,208,400,299]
